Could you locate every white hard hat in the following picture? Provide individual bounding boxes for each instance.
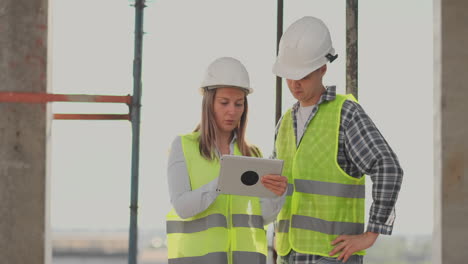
[272,16,338,80]
[200,57,253,94]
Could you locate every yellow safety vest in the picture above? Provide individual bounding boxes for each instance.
[275,94,366,257]
[166,132,267,264]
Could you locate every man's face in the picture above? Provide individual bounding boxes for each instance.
[286,65,326,106]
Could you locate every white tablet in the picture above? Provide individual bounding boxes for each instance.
[216,155,284,198]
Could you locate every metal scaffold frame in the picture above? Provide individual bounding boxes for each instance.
[128,0,145,263]
[0,1,145,264]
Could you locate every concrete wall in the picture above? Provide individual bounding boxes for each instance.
[0,0,51,263]
[434,0,468,263]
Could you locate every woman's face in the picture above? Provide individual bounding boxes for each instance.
[213,87,246,135]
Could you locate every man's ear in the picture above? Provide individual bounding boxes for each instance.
[320,64,328,76]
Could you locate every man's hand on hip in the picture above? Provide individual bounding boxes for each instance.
[329,231,379,263]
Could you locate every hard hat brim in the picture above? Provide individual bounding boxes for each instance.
[272,62,320,81]
[199,85,253,95]
[272,55,330,80]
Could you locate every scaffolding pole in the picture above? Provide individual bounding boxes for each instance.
[275,0,284,124]
[128,0,145,263]
[346,0,358,99]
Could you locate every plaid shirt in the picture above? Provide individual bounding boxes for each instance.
[273,86,403,263]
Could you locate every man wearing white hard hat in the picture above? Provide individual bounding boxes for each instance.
[272,17,403,263]
[166,57,288,264]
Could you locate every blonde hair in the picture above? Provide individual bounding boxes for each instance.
[194,88,260,160]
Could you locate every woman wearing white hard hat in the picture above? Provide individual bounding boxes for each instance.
[166,57,288,264]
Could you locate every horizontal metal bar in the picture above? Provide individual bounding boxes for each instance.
[0,92,131,104]
[53,114,130,120]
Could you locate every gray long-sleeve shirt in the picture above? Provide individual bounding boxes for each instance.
[167,136,286,225]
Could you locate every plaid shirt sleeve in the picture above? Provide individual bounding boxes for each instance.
[341,101,404,235]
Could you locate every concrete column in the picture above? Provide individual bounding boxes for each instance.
[434,0,468,263]
[0,0,51,263]
[346,0,358,99]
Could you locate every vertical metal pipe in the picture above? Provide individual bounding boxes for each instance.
[346,0,358,99]
[273,1,284,263]
[128,0,145,263]
[276,0,284,124]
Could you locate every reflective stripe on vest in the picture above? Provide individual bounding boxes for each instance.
[168,252,227,264]
[294,179,365,198]
[286,183,294,196]
[168,251,266,264]
[232,251,267,264]
[167,214,227,234]
[167,214,264,234]
[291,215,364,235]
[232,214,264,229]
[275,94,366,257]
[276,217,364,236]
[277,219,290,233]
